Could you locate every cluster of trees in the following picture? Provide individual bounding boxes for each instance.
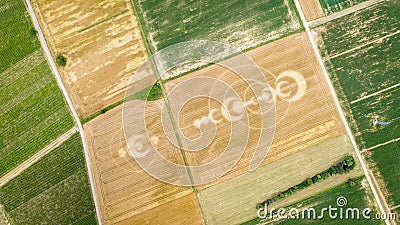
[257,155,356,208]
[56,54,67,67]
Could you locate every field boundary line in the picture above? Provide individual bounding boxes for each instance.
[0,126,77,186]
[0,49,44,85]
[294,1,392,224]
[350,83,400,104]
[78,10,129,33]
[309,0,385,28]
[361,137,400,153]
[24,0,103,224]
[330,30,400,60]
[390,205,400,211]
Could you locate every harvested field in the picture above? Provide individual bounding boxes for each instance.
[84,101,203,224]
[199,135,362,225]
[31,0,147,118]
[84,32,348,224]
[164,32,345,188]
[115,193,203,225]
[299,0,325,21]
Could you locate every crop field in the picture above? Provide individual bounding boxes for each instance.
[243,176,380,225]
[31,0,147,118]
[199,135,364,225]
[0,0,74,177]
[165,32,345,188]
[364,142,400,207]
[346,86,400,149]
[319,0,368,14]
[298,0,325,20]
[316,0,400,214]
[84,103,204,224]
[82,32,349,224]
[326,33,400,104]
[317,0,400,57]
[0,0,39,73]
[132,0,301,53]
[0,134,96,224]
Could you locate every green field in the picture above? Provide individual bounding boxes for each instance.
[319,0,368,15]
[0,0,39,73]
[0,0,74,177]
[132,0,301,54]
[364,142,400,207]
[318,0,400,57]
[0,134,96,224]
[347,86,400,149]
[243,177,382,225]
[317,0,400,214]
[326,33,400,102]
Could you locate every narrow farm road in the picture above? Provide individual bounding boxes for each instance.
[0,127,78,186]
[309,0,385,28]
[293,0,393,224]
[24,0,103,224]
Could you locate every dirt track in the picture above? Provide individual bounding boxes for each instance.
[309,0,385,27]
[0,126,77,187]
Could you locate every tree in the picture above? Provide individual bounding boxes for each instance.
[306,178,313,186]
[56,54,67,67]
[30,27,37,36]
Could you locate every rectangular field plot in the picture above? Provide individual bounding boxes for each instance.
[316,0,400,216]
[164,32,346,188]
[0,3,74,177]
[199,135,364,225]
[319,0,368,15]
[0,134,96,225]
[244,176,380,225]
[348,87,400,150]
[31,0,147,118]
[133,0,301,52]
[326,33,400,102]
[298,0,325,21]
[317,0,400,57]
[84,102,204,224]
[0,0,40,72]
[364,142,400,208]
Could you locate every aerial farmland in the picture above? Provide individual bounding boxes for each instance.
[315,0,400,220]
[0,0,95,224]
[1,0,399,224]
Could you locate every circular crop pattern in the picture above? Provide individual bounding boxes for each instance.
[122,40,277,186]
